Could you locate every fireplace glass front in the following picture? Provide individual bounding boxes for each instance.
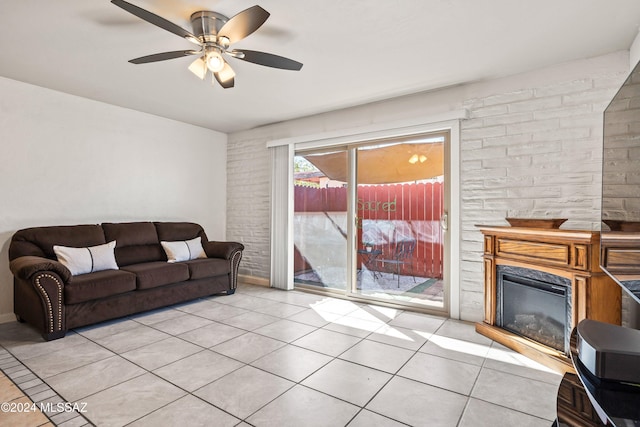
[497,266,570,354]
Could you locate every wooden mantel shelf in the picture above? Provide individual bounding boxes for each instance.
[476,225,621,374]
[477,225,599,242]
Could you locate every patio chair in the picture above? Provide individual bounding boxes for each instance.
[377,240,417,287]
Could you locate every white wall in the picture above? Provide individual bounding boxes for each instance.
[227,51,630,322]
[630,29,640,70]
[0,76,227,322]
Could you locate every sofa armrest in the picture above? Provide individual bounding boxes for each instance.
[203,241,244,260]
[11,256,68,341]
[203,241,244,291]
[10,256,71,283]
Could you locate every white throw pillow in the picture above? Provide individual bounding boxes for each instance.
[161,237,207,263]
[53,240,119,276]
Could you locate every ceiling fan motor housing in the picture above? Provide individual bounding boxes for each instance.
[190,11,228,43]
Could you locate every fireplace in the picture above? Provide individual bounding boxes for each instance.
[496,266,571,354]
[476,225,621,373]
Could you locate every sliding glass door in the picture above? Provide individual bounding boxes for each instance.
[292,148,349,291]
[292,132,448,312]
[354,137,445,309]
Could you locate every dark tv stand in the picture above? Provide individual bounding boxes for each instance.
[555,329,640,426]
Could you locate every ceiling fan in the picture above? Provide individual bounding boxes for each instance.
[111,0,303,88]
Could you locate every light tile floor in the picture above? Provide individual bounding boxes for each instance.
[0,283,562,426]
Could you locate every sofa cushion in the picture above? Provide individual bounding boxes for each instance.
[10,224,106,261]
[65,270,136,304]
[102,222,164,266]
[185,258,230,280]
[154,222,207,243]
[102,222,158,246]
[121,262,190,290]
[54,241,118,276]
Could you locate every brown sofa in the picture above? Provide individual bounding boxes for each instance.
[8,221,243,341]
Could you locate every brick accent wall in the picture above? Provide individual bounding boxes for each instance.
[227,52,630,322]
[226,136,273,279]
[458,66,628,321]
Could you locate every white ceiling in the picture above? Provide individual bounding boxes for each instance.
[1,0,640,133]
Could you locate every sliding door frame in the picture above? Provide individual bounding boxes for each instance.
[268,111,466,318]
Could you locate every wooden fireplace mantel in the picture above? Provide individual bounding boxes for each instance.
[476,225,621,373]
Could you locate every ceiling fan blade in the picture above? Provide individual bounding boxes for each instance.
[188,57,207,80]
[218,5,270,44]
[129,50,200,64]
[111,0,200,45]
[214,62,235,88]
[235,50,303,71]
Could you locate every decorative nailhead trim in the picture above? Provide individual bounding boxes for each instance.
[230,250,243,289]
[33,273,63,333]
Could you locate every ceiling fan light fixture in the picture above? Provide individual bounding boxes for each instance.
[188,57,207,80]
[206,49,225,72]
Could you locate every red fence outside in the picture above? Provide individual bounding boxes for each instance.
[294,182,444,278]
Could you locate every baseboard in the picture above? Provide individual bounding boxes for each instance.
[238,274,270,287]
[0,312,17,324]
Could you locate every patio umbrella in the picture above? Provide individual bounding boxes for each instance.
[303,142,443,184]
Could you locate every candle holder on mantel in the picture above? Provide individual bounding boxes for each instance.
[505,218,567,229]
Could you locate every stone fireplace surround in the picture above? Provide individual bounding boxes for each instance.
[476,225,622,373]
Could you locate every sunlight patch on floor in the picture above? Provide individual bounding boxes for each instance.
[370,324,432,343]
[485,345,557,373]
[302,292,556,375]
